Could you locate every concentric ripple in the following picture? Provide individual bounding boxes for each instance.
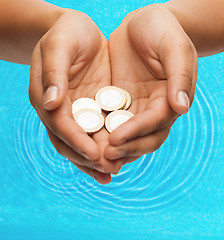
[12,80,218,217]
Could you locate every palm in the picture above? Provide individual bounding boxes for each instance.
[109,21,177,124]
[65,34,114,171]
[68,36,110,100]
[104,7,198,167]
[62,31,125,174]
[103,12,184,164]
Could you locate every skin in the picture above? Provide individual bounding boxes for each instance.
[105,5,198,162]
[1,0,224,184]
[166,0,224,57]
[0,0,64,64]
[29,11,128,184]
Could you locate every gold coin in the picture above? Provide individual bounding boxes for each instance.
[73,109,104,134]
[121,89,132,110]
[72,97,102,115]
[95,86,126,112]
[105,110,134,133]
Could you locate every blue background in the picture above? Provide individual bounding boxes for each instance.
[0,0,224,239]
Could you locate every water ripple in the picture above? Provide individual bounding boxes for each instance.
[11,80,218,217]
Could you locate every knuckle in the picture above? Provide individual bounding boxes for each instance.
[129,116,141,132]
[129,147,138,156]
[174,35,195,53]
[170,68,193,93]
[102,162,117,175]
[42,65,58,89]
[41,33,67,49]
[172,67,193,85]
[178,71,193,92]
[70,130,79,145]
[151,139,163,152]
[177,39,192,51]
[152,104,176,128]
[179,69,193,84]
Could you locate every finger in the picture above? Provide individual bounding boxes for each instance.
[159,30,198,115]
[40,31,78,110]
[46,128,105,172]
[92,128,127,175]
[29,45,43,110]
[49,125,133,176]
[73,162,112,185]
[105,127,170,159]
[47,126,112,184]
[48,105,102,158]
[48,122,136,177]
[125,156,141,164]
[42,103,100,160]
[30,47,100,161]
[106,156,140,172]
[109,97,176,146]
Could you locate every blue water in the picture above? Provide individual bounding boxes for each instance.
[1,0,224,239]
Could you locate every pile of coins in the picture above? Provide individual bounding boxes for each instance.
[72,86,134,133]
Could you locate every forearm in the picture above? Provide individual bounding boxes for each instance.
[0,0,66,64]
[165,0,224,57]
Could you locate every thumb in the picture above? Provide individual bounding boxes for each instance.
[160,36,198,115]
[41,35,76,111]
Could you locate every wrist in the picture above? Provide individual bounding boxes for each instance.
[0,1,67,64]
[41,5,79,34]
[28,3,66,41]
[163,2,195,48]
[164,0,224,57]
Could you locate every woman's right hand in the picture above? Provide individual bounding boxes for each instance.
[105,4,198,167]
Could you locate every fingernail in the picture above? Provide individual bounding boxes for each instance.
[177,91,190,109]
[81,152,92,160]
[44,86,58,106]
[95,165,106,173]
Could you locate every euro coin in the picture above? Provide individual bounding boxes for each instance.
[72,97,101,115]
[73,109,104,133]
[121,89,132,110]
[95,86,126,112]
[105,110,134,133]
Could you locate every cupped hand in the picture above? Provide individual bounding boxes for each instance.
[29,11,125,184]
[105,5,198,165]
